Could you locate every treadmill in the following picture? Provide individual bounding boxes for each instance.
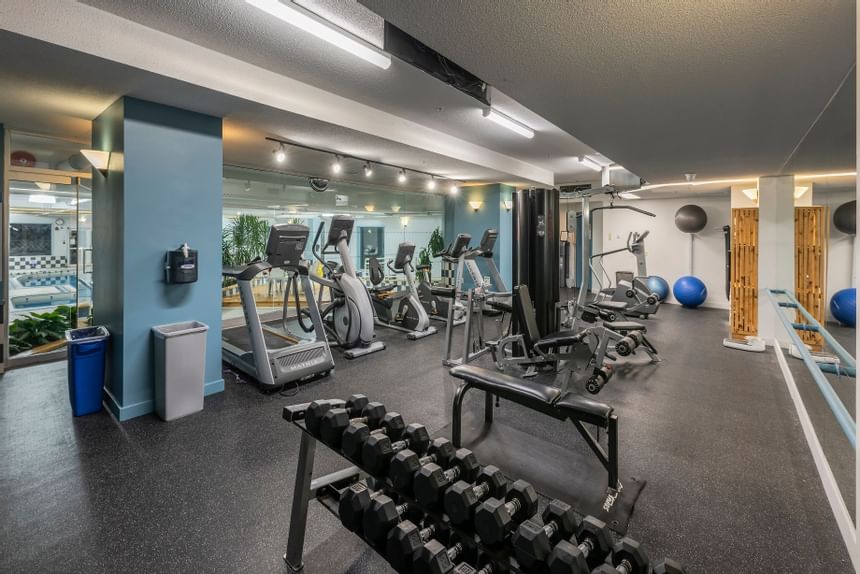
[222,224,334,389]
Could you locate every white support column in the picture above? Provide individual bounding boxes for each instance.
[757,174,795,346]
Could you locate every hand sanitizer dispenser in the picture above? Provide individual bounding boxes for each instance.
[165,243,198,284]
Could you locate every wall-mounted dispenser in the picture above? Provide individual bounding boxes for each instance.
[165,243,198,284]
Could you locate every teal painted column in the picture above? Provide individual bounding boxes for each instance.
[444,183,514,288]
[92,98,224,421]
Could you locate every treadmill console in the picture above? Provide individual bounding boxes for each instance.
[266,224,309,269]
[393,242,415,270]
[449,233,472,258]
[478,229,498,257]
[327,215,354,247]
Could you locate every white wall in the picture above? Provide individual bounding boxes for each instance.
[813,187,855,321]
[599,195,732,309]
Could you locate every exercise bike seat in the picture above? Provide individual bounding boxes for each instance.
[605,321,647,332]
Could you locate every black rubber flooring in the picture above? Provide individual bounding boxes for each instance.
[0,305,853,573]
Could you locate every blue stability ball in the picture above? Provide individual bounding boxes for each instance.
[673,276,708,307]
[830,288,856,327]
[645,276,670,301]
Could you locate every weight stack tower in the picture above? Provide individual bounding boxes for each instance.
[512,187,560,336]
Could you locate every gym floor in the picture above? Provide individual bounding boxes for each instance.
[0,304,853,573]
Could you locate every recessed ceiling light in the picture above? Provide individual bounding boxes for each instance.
[245,0,391,69]
[481,108,534,139]
[28,194,56,204]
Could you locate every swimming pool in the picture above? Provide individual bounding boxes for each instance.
[10,273,92,311]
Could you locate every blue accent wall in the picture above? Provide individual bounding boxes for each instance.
[93,97,224,420]
[444,183,514,288]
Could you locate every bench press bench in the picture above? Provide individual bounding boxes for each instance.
[449,364,620,489]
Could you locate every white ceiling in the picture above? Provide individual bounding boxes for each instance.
[0,0,620,188]
[361,0,856,183]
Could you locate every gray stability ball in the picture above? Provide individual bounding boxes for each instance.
[675,204,708,234]
[833,200,856,235]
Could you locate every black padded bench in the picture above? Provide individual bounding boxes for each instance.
[449,364,619,488]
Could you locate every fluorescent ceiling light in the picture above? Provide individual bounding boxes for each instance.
[80,149,111,174]
[35,182,51,191]
[741,188,758,201]
[795,171,856,180]
[618,192,640,200]
[482,108,534,139]
[70,198,92,206]
[794,186,809,199]
[29,194,56,204]
[245,0,391,70]
[577,155,603,172]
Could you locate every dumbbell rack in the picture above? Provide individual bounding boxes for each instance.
[281,400,525,573]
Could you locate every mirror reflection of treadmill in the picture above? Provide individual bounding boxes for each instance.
[221,224,334,389]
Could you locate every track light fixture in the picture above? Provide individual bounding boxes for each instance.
[274,144,286,163]
[264,137,462,189]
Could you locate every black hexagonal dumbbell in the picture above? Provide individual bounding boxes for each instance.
[385,518,448,574]
[319,401,386,447]
[652,558,687,574]
[389,438,457,495]
[337,480,386,534]
[591,538,650,574]
[363,493,420,547]
[512,499,577,572]
[474,479,538,546]
[413,448,480,509]
[547,515,612,574]
[443,465,507,526]
[303,396,355,436]
[341,412,407,463]
[413,533,475,574]
[362,423,432,475]
[451,559,495,574]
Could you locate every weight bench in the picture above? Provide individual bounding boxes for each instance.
[449,364,619,489]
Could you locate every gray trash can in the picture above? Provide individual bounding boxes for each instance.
[152,321,208,421]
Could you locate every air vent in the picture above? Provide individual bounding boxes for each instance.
[384,23,488,105]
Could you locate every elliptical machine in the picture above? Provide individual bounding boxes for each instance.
[310,215,385,359]
[367,242,437,340]
[416,235,471,325]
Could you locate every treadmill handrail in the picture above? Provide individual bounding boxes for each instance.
[223,261,272,281]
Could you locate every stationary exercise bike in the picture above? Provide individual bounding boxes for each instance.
[310,215,386,359]
[367,242,437,340]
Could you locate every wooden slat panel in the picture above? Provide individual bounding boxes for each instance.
[730,208,758,338]
[795,206,828,350]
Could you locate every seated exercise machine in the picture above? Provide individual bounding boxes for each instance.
[222,224,335,389]
[490,284,593,379]
[593,231,660,318]
[310,215,386,359]
[367,242,437,340]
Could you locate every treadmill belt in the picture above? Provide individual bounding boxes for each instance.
[222,325,297,351]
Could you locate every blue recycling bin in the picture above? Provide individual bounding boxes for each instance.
[65,326,110,416]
